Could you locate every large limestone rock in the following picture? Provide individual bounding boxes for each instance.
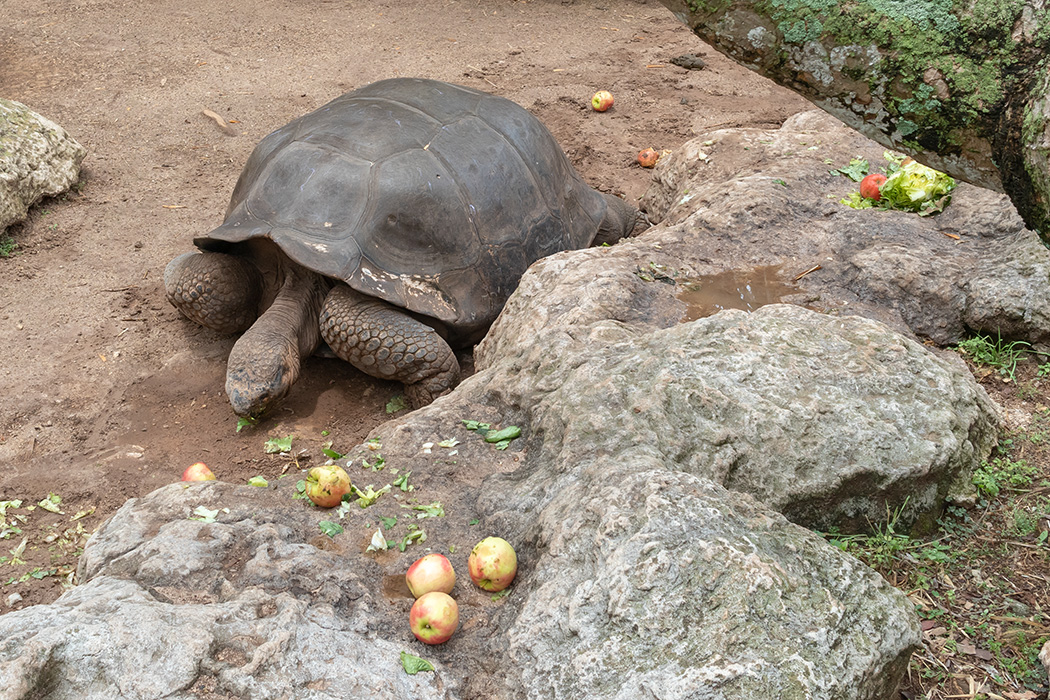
[639,110,1050,348]
[0,292,998,698]
[478,298,998,532]
[0,99,86,232]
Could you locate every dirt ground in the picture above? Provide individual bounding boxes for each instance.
[3,3,1049,698]
[0,0,810,607]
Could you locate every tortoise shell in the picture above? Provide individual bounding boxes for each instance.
[195,78,615,344]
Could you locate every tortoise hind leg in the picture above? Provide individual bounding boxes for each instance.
[164,251,263,334]
[319,285,460,407]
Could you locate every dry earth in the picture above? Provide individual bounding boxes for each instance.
[0,0,809,608]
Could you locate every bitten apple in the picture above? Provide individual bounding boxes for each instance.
[406,553,456,598]
[591,90,614,112]
[181,462,216,481]
[859,173,887,200]
[304,464,351,507]
[409,591,459,644]
[468,536,517,592]
[637,148,659,168]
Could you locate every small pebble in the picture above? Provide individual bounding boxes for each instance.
[6,593,22,608]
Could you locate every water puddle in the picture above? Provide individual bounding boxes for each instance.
[676,265,800,322]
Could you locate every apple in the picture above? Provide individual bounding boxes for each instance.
[406,553,456,598]
[304,464,352,507]
[591,90,614,112]
[181,462,216,481]
[637,147,659,168]
[859,172,887,200]
[468,536,517,592]
[409,591,459,644]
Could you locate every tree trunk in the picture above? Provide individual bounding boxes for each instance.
[659,0,1050,241]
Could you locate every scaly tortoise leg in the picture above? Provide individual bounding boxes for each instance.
[164,251,263,334]
[319,284,460,407]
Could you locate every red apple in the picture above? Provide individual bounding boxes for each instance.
[468,536,517,592]
[406,553,456,598]
[591,90,614,112]
[859,173,887,200]
[409,591,459,644]
[181,462,216,481]
[637,148,659,168]
[305,464,351,508]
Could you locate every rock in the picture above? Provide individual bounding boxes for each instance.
[0,99,86,233]
[0,472,919,700]
[639,110,1050,347]
[0,112,1016,698]
[0,483,455,700]
[479,297,998,532]
[487,463,917,699]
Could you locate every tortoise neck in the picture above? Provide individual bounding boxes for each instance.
[259,266,332,359]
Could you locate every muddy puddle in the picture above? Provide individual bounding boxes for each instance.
[677,265,800,321]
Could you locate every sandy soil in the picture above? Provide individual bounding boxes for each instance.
[0,0,810,607]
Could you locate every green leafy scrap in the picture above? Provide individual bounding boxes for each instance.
[463,420,522,450]
[188,506,220,523]
[236,416,257,432]
[398,526,427,552]
[379,516,398,530]
[484,426,521,444]
[400,651,435,674]
[392,472,413,492]
[318,521,343,538]
[386,396,407,414]
[0,525,22,540]
[830,157,870,181]
[0,501,22,518]
[38,493,63,514]
[403,502,444,519]
[362,454,386,471]
[322,443,344,460]
[9,537,27,565]
[293,479,309,500]
[247,476,268,487]
[353,484,391,508]
[264,435,293,454]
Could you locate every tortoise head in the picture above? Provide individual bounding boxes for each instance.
[224,331,301,418]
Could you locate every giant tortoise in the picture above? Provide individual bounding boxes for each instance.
[164,78,637,417]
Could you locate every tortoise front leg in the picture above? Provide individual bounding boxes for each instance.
[319,285,460,407]
[164,251,263,334]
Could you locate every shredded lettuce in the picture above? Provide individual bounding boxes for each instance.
[877,158,956,215]
[841,154,955,215]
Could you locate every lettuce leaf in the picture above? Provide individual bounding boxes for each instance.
[877,159,956,215]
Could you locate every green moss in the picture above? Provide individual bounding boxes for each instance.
[779,18,824,42]
[686,0,734,15]
[735,0,1050,152]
